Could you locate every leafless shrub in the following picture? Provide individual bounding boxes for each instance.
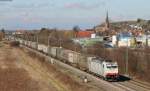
[10,41,20,47]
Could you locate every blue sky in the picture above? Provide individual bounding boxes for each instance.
[0,0,150,30]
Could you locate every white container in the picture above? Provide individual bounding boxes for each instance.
[27,41,32,47]
[24,41,28,46]
[68,52,74,63]
[72,51,79,64]
[31,42,37,49]
[42,45,49,54]
[38,44,43,51]
[88,57,104,77]
[19,39,23,44]
[50,47,57,57]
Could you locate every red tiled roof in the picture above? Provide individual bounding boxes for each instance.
[76,31,94,38]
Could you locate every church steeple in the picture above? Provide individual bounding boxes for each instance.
[105,11,110,29]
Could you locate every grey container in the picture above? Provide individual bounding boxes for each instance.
[88,57,104,77]
[59,48,68,61]
[31,42,37,49]
[67,50,79,64]
[77,54,88,71]
[50,47,58,57]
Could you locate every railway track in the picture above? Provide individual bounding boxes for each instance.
[112,82,137,91]
[21,45,150,91]
[129,80,150,90]
[112,80,150,91]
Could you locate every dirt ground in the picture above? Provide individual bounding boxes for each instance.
[0,42,102,91]
[0,42,58,91]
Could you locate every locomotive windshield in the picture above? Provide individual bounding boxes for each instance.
[107,66,112,68]
[111,65,118,68]
[106,65,118,69]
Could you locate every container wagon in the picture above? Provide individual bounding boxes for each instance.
[67,50,79,64]
[57,48,68,62]
[42,45,49,54]
[49,47,59,57]
[37,44,44,52]
[31,42,37,49]
[18,39,24,44]
[27,41,32,47]
[24,40,28,46]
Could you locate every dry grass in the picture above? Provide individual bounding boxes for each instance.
[0,68,39,91]
[0,45,43,91]
[0,52,39,91]
[44,61,98,91]
[25,50,100,91]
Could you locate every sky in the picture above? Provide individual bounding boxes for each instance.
[0,0,150,30]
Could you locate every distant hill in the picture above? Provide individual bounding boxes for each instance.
[108,19,150,31]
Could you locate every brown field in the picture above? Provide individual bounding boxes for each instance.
[0,42,101,91]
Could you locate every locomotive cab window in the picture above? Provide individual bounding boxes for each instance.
[111,65,118,68]
[107,65,112,69]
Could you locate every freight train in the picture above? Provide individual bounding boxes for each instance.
[12,38,119,81]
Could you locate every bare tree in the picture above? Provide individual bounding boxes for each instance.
[73,26,80,38]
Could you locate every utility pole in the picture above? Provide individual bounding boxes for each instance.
[47,34,50,55]
[59,38,62,48]
[125,39,129,77]
[48,34,50,47]
[146,30,148,47]
[34,34,36,42]
[36,32,39,49]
